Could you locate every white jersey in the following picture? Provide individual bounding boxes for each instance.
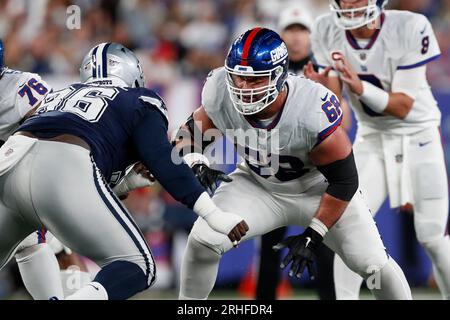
[311,10,441,135]
[0,69,51,141]
[202,67,343,194]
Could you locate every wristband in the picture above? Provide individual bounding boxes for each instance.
[359,81,389,113]
[193,191,217,218]
[309,217,328,238]
[183,153,210,168]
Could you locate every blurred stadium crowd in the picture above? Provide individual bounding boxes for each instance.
[0,0,450,299]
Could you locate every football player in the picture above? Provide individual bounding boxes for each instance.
[0,39,65,299]
[174,27,412,300]
[307,0,450,299]
[254,6,336,301]
[0,39,98,300]
[0,42,248,300]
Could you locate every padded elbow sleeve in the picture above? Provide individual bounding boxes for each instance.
[317,150,359,201]
[172,113,215,154]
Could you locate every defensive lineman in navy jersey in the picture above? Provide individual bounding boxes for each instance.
[22,83,171,184]
[0,43,248,300]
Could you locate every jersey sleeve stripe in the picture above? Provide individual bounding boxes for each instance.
[397,54,441,70]
[317,116,342,142]
[37,228,46,244]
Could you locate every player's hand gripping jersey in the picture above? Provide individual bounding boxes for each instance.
[202,67,343,193]
[311,10,441,135]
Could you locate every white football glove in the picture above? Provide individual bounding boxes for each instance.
[113,162,154,197]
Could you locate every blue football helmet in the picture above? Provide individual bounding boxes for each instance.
[225,27,289,115]
[330,0,388,30]
[0,39,5,76]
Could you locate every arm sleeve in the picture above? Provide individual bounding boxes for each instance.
[397,15,440,70]
[132,107,205,209]
[316,150,358,202]
[16,73,51,118]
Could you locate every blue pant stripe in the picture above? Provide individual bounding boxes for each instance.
[91,160,153,287]
[104,180,156,286]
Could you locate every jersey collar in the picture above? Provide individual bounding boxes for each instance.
[345,13,385,50]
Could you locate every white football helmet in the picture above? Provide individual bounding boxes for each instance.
[329,0,388,30]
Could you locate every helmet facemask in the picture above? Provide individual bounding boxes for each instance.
[330,0,382,30]
[225,65,284,115]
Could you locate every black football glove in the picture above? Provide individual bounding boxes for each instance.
[192,163,233,195]
[272,227,323,280]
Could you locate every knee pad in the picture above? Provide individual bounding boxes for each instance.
[416,163,447,200]
[187,234,222,262]
[343,251,389,279]
[415,218,446,245]
[190,217,230,255]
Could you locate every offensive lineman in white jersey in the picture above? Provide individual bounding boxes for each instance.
[0,40,67,299]
[0,39,93,299]
[307,0,450,299]
[0,40,123,299]
[174,27,412,300]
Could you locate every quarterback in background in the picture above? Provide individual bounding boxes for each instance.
[175,27,412,300]
[308,0,450,299]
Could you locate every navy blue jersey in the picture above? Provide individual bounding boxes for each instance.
[19,83,204,208]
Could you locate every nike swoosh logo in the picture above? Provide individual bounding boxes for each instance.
[420,26,426,34]
[305,237,312,247]
[419,141,432,147]
[89,284,100,291]
[320,93,329,101]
